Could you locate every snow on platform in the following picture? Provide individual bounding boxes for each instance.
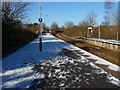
[65,45,119,72]
[1,33,69,88]
[0,33,120,88]
[82,37,120,45]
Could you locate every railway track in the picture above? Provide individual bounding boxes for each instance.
[56,33,119,66]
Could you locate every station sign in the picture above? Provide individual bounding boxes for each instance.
[39,18,42,22]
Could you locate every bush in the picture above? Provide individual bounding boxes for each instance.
[59,25,118,40]
[2,20,38,57]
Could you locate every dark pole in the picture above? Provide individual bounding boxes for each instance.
[39,20,42,52]
[39,37,42,51]
[98,17,101,39]
[39,0,42,52]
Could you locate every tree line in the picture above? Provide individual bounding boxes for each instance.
[2,2,39,57]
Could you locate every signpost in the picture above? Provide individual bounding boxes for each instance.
[39,18,43,52]
[39,0,43,52]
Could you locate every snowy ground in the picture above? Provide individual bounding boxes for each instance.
[33,54,119,88]
[0,33,120,89]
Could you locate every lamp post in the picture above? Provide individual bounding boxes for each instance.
[39,0,43,52]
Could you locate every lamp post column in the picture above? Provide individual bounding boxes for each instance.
[39,0,43,52]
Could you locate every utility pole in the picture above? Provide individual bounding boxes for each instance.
[98,17,101,39]
[117,31,118,41]
[98,25,101,39]
[39,0,43,52]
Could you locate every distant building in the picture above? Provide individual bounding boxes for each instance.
[88,27,93,33]
[87,27,95,37]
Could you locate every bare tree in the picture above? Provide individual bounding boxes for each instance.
[51,22,58,31]
[112,10,119,25]
[118,3,120,26]
[86,11,98,27]
[111,2,119,25]
[78,11,97,28]
[64,21,74,28]
[103,0,119,40]
[102,0,119,26]
[2,2,30,22]
[103,0,114,27]
[78,19,89,27]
